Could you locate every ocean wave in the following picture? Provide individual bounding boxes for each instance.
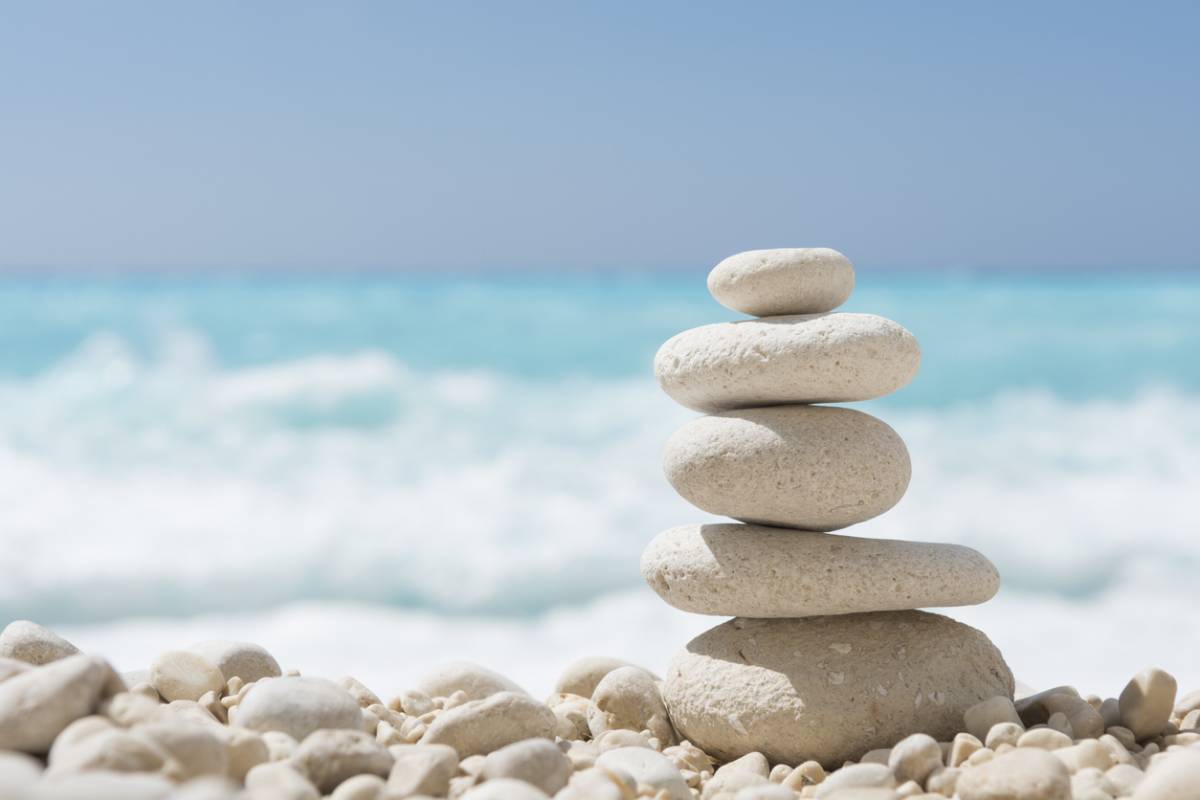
[1,330,1198,624]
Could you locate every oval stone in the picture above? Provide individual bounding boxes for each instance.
[707,248,855,317]
[662,612,1013,767]
[641,523,999,617]
[663,406,910,531]
[654,313,920,413]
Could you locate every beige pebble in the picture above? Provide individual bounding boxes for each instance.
[481,737,571,795]
[595,728,657,751]
[186,641,280,684]
[735,786,797,800]
[1046,712,1073,737]
[664,406,911,532]
[133,721,227,780]
[1099,698,1122,728]
[420,691,555,758]
[703,769,771,798]
[1178,709,1200,731]
[553,656,638,698]
[641,524,998,618]
[1054,739,1114,773]
[0,751,42,795]
[150,651,223,703]
[588,666,675,745]
[547,692,591,740]
[220,726,269,780]
[1120,668,1178,740]
[0,620,80,665]
[557,765,638,800]
[925,766,959,796]
[261,730,299,762]
[768,764,792,783]
[289,728,393,792]
[46,715,114,764]
[595,746,690,800]
[707,248,855,317]
[1131,748,1200,798]
[664,740,714,776]
[1173,689,1200,719]
[984,721,1024,750]
[956,747,1070,800]
[245,760,319,800]
[461,777,550,799]
[716,752,770,779]
[654,313,919,414]
[28,771,175,800]
[1042,693,1104,739]
[234,676,362,741]
[888,734,941,784]
[414,661,527,702]
[965,747,995,767]
[963,696,1022,742]
[1104,763,1144,795]
[813,763,896,798]
[386,742,458,797]
[47,726,170,776]
[0,653,123,753]
[1017,728,1073,750]
[0,656,32,684]
[949,732,982,766]
[330,773,386,800]
[336,675,383,709]
[1071,767,1116,799]
[859,749,891,765]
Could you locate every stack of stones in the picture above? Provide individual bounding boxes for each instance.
[643,248,1014,767]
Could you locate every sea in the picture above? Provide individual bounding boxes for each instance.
[1,270,1198,698]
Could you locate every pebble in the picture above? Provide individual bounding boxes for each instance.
[28,771,175,799]
[0,620,80,665]
[0,653,122,753]
[480,737,571,794]
[414,661,527,701]
[1018,728,1074,750]
[0,751,42,794]
[949,732,982,766]
[1052,739,1113,773]
[133,721,227,779]
[588,665,676,745]
[557,765,638,800]
[707,247,856,316]
[983,721,1023,750]
[547,692,591,740]
[244,761,320,800]
[234,676,363,741]
[662,612,1012,766]
[553,656,637,698]
[329,773,386,800]
[654,313,919,413]
[955,747,1071,800]
[461,778,550,799]
[642,523,997,617]
[663,406,911,531]
[1119,668,1178,740]
[186,641,281,684]
[1132,748,1200,798]
[1105,763,1144,795]
[47,727,170,775]
[813,763,896,797]
[386,743,459,797]
[703,769,770,798]
[963,696,1022,742]
[421,691,556,758]
[716,751,770,778]
[887,733,942,784]
[290,728,394,792]
[595,746,691,800]
[150,651,224,703]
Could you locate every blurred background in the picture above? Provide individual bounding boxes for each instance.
[1,2,1197,696]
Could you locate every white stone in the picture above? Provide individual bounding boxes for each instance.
[642,523,998,617]
[234,676,363,741]
[664,406,910,531]
[963,696,1022,742]
[655,313,918,414]
[813,763,896,797]
[1119,668,1178,740]
[553,656,637,698]
[47,727,170,776]
[150,651,224,703]
[0,653,122,753]
[386,743,458,797]
[588,666,675,745]
[0,620,80,665]
[955,748,1070,800]
[414,661,526,701]
[28,771,174,799]
[244,761,319,800]
[595,746,689,800]
[887,733,942,784]
[289,728,393,792]
[132,721,227,779]
[707,248,855,317]
[420,690,556,758]
[0,751,42,794]
[461,778,549,799]
[481,738,571,795]
[330,773,386,800]
[662,612,1012,767]
[1132,748,1200,798]
[186,640,281,684]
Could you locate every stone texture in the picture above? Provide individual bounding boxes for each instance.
[414,661,527,701]
[186,641,281,684]
[662,612,1013,767]
[655,313,919,413]
[641,523,998,617]
[419,690,556,758]
[707,248,855,317]
[0,654,123,753]
[955,747,1071,800]
[553,656,636,698]
[290,729,393,792]
[595,746,690,800]
[663,406,911,531]
[233,676,363,741]
[0,620,80,665]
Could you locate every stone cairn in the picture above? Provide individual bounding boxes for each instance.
[644,248,1014,767]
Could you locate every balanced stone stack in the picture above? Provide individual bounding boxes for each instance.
[644,248,1014,768]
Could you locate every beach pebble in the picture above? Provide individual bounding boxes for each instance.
[1131,748,1200,798]
[420,690,556,758]
[813,763,896,797]
[28,771,175,800]
[654,313,919,414]
[963,696,1022,742]
[186,641,281,684]
[461,778,549,799]
[481,738,571,794]
[386,743,458,797]
[595,746,690,800]
[330,773,386,800]
[0,656,32,684]
[234,676,363,741]
[261,730,300,762]
[414,661,527,701]
[245,760,320,800]
[0,751,42,793]
[47,726,171,775]
[707,247,855,317]
[1017,728,1073,750]
[703,769,771,798]
[888,733,941,784]
[735,787,795,800]
[220,726,269,779]
[289,728,393,792]
[717,751,770,778]
[556,765,638,800]
[1105,763,1144,795]
[1120,668,1178,740]
[149,651,224,703]
[1052,740,1113,773]
[554,656,637,698]
[0,653,123,753]
[984,721,1024,750]
[588,666,675,745]
[949,732,982,766]
[662,612,1012,767]
[133,721,227,779]
[664,406,910,531]
[926,766,960,795]
[642,524,997,617]
[0,620,80,665]
[547,692,591,740]
[955,747,1071,800]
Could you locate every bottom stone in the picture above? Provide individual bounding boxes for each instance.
[662,611,1013,768]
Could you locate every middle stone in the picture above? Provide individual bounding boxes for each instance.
[663,406,910,531]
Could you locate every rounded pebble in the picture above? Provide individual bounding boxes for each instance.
[420,690,556,758]
[414,661,527,701]
[186,641,281,684]
[553,656,636,698]
[290,728,393,792]
[481,737,571,794]
[588,666,676,745]
[149,651,224,703]
[1119,668,1178,740]
[234,676,363,741]
[707,248,855,317]
[596,746,691,800]
[955,747,1071,800]
[0,621,80,665]
[0,654,121,753]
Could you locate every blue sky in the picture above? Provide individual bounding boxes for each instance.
[1,1,1197,272]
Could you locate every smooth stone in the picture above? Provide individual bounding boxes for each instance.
[244,761,319,800]
[0,654,123,753]
[150,651,224,702]
[461,778,549,799]
[186,640,281,684]
[234,676,363,741]
[662,611,1013,767]
[641,523,999,617]
[963,696,1023,742]
[330,773,386,800]
[814,763,896,798]
[654,312,919,413]
[955,747,1070,799]
[595,746,690,800]
[420,691,556,758]
[290,729,394,792]
[414,661,527,701]
[553,656,637,698]
[0,751,42,793]
[132,721,227,779]
[386,743,458,797]
[588,666,676,745]
[1119,668,1178,740]
[481,737,571,794]
[0,620,80,665]
[664,406,911,531]
[0,656,32,683]
[48,727,171,775]
[888,733,942,784]
[1133,749,1200,799]
[707,248,855,317]
[28,771,175,799]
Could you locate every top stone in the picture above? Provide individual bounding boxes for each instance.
[708,248,855,317]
